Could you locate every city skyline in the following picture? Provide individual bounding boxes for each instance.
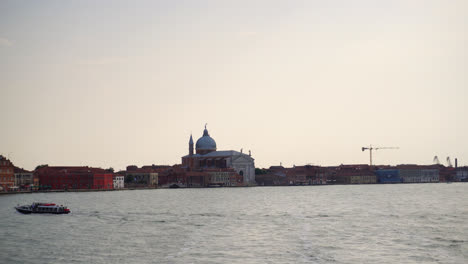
[1,1,467,171]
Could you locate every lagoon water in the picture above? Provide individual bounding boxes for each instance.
[1,184,467,264]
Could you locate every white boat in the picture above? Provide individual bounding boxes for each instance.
[15,202,70,214]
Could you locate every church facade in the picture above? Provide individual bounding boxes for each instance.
[181,126,256,185]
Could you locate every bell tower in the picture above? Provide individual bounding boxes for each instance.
[189,134,194,156]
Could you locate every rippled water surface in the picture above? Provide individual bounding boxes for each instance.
[1,184,467,263]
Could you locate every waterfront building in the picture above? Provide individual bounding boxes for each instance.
[113,174,125,189]
[315,167,330,185]
[185,170,207,187]
[286,167,308,185]
[320,166,339,184]
[151,165,188,187]
[255,172,287,186]
[439,166,456,182]
[255,166,288,186]
[350,174,377,184]
[455,167,468,182]
[285,165,325,185]
[255,165,328,186]
[125,166,158,188]
[258,166,287,186]
[205,168,244,187]
[0,155,15,191]
[33,173,39,190]
[151,164,243,188]
[334,164,376,184]
[397,165,439,183]
[375,169,401,183]
[181,126,255,185]
[35,166,114,190]
[14,167,34,189]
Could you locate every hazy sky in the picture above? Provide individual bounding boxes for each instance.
[1,0,467,170]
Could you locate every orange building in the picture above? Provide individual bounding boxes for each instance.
[0,155,15,191]
[334,164,376,184]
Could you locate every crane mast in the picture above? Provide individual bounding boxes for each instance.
[361,145,399,166]
[447,157,453,167]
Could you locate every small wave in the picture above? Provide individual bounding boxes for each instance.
[304,214,330,218]
[128,211,171,216]
[190,213,225,217]
[435,237,466,244]
[187,223,204,227]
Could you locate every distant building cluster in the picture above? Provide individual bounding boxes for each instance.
[1,126,467,193]
[0,126,255,192]
[0,155,38,192]
[255,164,467,186]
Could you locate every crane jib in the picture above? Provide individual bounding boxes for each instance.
[361,146,399,166]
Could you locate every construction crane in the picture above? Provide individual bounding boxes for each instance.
[447,157,453,167]
[361,145,399,166]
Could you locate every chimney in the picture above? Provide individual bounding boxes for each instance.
[455,158,458,168]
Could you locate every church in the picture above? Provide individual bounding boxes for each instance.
[181,125,256,185]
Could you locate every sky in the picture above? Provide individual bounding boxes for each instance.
[1,0,467,171]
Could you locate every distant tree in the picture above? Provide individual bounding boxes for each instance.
[106,167,114,173]
[255,168,267,175]
[138,178,147,184]
[125,175,134,183]
[34,164,48,171]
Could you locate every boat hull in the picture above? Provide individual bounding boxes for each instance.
[15,206,32,214]
[15,204,71,214]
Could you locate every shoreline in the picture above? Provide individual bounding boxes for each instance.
[1,182,464,195]
[0,187,156,195]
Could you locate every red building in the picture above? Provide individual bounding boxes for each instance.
[151,165,186,187]
[438,165,456,182]
[186,171,207,187]
[256,165,328,186]
[35,166,114,190]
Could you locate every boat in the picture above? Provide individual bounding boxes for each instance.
[15,202,71,214]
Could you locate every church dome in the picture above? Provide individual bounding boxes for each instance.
[196,127,217,153]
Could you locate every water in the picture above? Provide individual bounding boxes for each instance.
[1,184,467,264]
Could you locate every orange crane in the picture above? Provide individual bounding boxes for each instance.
[361,145,399,166]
